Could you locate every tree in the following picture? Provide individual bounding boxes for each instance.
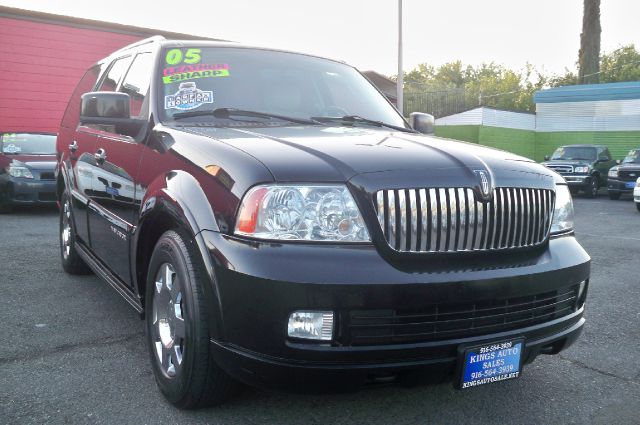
[600,44,640,83]
[578,0,601,84]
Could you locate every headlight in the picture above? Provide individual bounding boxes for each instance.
[551,185,574,234]
[235,184,370,242]
[8,165,34,179]
[608,167,619,178]
[574,166,589,173]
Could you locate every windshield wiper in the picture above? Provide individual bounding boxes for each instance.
[311,115,415,133]
[172,108,321,125]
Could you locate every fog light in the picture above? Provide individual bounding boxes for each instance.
[287,311,333,341]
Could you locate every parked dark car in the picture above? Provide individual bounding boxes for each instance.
[607,148,640,199]
[56,37,590,409]
[0,132,57,212]
[541,145,616,197]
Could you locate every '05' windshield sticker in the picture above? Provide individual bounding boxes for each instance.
[164,82,213,111]
[162,64,229,84]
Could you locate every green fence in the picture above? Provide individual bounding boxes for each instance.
[435,125,640,162]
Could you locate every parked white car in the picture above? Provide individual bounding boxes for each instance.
[634,177,640,212]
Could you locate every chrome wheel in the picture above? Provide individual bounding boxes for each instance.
[61,200,72,260]
[152,263,185,378]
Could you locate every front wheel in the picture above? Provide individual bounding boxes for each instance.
[608,191,622,200]
[584,177,599,198]
[145,230,239,409]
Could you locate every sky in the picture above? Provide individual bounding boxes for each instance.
[2,0,639,77]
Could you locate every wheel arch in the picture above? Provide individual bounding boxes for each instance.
[133,171,225,339]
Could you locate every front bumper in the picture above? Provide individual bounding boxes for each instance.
[607,178,636,194]
[0,177,57,205]
[563,175,592,188]
[202,231,590,392]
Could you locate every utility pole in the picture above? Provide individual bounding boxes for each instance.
[397,0,403,116]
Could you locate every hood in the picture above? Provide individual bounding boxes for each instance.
[176,125,556,189]
[617,163,640,170]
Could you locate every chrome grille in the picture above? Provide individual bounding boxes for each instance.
[375,187,554,253]
[545,165,573,174]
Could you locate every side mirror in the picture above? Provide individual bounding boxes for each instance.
[544,155,550,161]
[409,112,435,134]
[616,159,621,165]
[80,92,145,137]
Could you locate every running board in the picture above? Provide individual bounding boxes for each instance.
[75,241,143,314]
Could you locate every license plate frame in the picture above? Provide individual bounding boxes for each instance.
[456,338,524,389]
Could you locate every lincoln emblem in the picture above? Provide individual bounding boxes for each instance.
[474,170,492,201]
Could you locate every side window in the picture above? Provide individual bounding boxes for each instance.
[60,65,103,129]
[119,53,154,117]
[98,56,132,92]
[599,148,610,161]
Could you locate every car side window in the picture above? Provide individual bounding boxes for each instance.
[98,56,132,92]
[119,53,154,118]
[599,148,611,161]
[60,65,103,129]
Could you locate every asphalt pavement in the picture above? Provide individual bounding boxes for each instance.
[1,194,639,425]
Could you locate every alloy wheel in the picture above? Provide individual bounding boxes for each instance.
[152,263,185,378]
[61,200,72,260]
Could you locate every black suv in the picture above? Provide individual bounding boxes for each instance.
[607,148,640,199]
[542,145,616,197]
[56,37,590,408]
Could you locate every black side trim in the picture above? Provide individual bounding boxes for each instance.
[75,240,143,314]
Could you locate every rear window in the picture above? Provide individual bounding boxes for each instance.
[1,133,56,155]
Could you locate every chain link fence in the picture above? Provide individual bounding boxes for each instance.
[403,88,469,118]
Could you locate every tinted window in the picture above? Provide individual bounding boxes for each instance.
[551,147,597,161]
[60,65,102,129]
[158,47,406,128]
[1,133,56,155]
[120,53,154,117]
[98,56,132,92]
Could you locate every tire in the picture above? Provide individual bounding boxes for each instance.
[59,190,92,275]
[608,192,621,200]
[0,203,11,214]
[145,230,239,409]
[584,177,599,198]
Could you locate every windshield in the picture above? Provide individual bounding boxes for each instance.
[158,47,407,128]
[1,133,56,155]
[622,149,640,164]
[550,147,597,161]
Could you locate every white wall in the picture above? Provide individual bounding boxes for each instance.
[536,99,640,132]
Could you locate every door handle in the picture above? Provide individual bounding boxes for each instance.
[94,148,107,164]
[69,141,78,152]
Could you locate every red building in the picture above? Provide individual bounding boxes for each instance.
[0,6,218,133]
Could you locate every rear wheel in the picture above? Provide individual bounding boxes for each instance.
[608,191,621,200]
[584,177,599,198]
[145,230,239,409]
[59,190,91,274]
